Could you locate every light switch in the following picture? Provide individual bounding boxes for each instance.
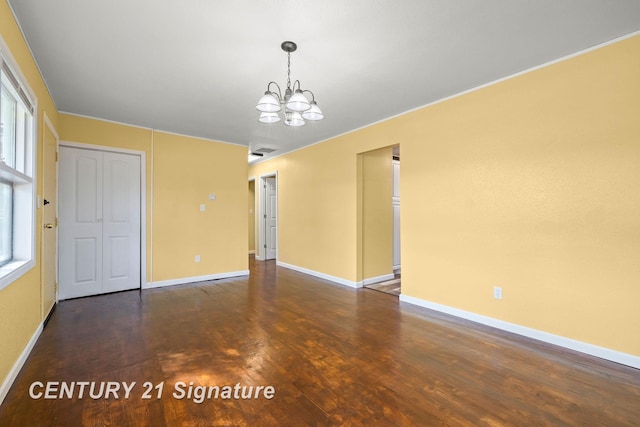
[200,204,206,212]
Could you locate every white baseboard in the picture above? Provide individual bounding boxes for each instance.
[277,261,360,288]
[0,323,43,406]
[399,294,640,370]
[145,270,250,289]
[248,250,255,255]
[362,273,395,286]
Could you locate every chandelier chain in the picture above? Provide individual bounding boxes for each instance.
[287,52,291,90]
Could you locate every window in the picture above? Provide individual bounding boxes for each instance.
[0,180,12,265]
[0,40,36,291]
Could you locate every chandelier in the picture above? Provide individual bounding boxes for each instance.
[256,41,324,127]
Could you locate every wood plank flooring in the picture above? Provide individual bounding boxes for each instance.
[365,278,401,296]
[1,258,639,426]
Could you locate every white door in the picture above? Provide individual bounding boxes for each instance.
[265,176,277,260]
[59,146,141,299]
[102,152,141,293]
[392,159,401,270]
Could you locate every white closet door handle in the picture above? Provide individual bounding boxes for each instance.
[97,218,103,223]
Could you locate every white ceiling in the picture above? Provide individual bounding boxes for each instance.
[8,0,640,161]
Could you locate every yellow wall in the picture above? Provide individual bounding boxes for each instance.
[401,36,640,356]
[59,114,249,283]
[251,35,640,356]
[151,132,248,281]
[249,130,396,279]
[0,0,59,388]
[358,146,393,281]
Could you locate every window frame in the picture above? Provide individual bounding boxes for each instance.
[0,35,37,292]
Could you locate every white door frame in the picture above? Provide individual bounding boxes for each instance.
[256,171,278,261]
[248,176,257,255]
[42,112,59,314]
[58,140,147,290]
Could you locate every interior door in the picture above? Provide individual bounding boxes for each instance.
[265,176,277,260]
[42,119,58,316]
[392,159,401,270]
[59,146,141,299]
[59,147,103,299]
[102,152,141,293]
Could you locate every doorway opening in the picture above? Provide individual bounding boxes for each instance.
[248,178,256,258]
[256,172,278,261]
[58,143,146,300]
[358,144,400,296]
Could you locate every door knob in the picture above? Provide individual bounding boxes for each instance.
[44,223,54,229]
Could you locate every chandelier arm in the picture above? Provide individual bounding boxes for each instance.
[302,89,316,102]
[291,80,303,92]
[266,81,283,102]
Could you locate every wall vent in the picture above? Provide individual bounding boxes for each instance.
[253,147,277,154]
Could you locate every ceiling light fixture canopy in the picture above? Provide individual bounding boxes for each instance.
[256,41,324,126]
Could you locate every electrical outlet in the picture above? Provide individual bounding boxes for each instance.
[195,255,200,263]
[493,286,503,300]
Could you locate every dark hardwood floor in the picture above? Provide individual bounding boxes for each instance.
[1,258,639,426]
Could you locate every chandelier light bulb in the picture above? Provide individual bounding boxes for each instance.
[258,112,281,124]
[302,101,324,121]
[284,111,305,127]
[256,92,281,113]
[286,90,311,112]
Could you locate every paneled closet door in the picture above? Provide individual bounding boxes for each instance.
[59,146,140,300]
[102,151,141,294]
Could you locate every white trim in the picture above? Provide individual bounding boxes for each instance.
[0,322,43,406]
[277,261,360,288]
[149,130,155,283]
[58,111,245,147]
[139,151,147,290]
[59,140,144,156]
[362,273,395,286]
[399,294,640,370]
[43,113,59,140]
[4,2,57,110]
[41,112,59,313]
[58,141,148,291]
[248,176,258,259]
[0,260,35,292]
[249,31,640,165]
[145,270,249,289]
[0,35,38,292]
[0,34,37,110]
